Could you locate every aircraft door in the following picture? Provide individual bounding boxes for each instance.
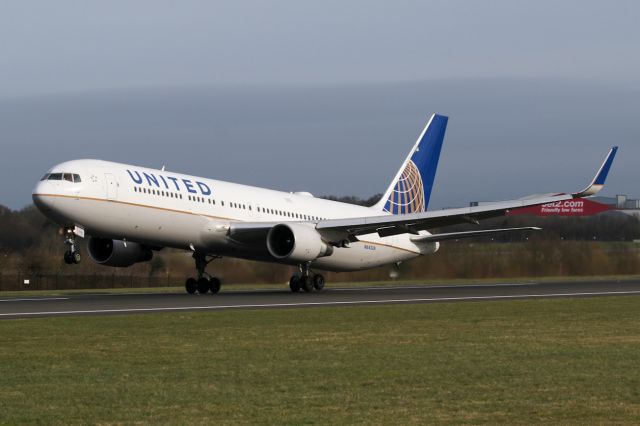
[105,173,118,200]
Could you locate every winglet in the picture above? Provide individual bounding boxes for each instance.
[573,146,618,198]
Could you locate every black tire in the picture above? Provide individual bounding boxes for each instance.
[209,277,221,294]
[72,251,82,264]
[313,274,325,291]
[197,277,210,294]
[63,251,73,265]
[185,277,197,294]
[301,276,313,292]
[289,276,301,293]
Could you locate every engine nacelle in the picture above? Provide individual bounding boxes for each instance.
[87,237,153,267]
[266,223,333,262]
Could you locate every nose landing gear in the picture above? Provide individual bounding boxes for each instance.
[185,252,222,295]
[62,228,81,265]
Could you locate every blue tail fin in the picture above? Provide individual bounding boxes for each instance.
[374,114,448,214]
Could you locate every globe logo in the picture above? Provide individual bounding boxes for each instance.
[384,160,425,214]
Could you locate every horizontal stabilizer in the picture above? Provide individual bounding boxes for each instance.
[409,227,542,243]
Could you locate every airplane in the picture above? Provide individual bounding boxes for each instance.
[32,114,618,294]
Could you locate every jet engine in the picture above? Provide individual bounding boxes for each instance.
[266,223,333,262]
[87,237,153,267]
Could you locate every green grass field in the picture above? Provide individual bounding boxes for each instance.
[1,297,639,424]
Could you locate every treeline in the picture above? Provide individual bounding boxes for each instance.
[320,193,382,207]
[0,201,639,290]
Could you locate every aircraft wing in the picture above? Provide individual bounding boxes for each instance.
[316,147,618,241]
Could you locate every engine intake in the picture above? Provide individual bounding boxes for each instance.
[266,223,333,262]
[88,237,153,267]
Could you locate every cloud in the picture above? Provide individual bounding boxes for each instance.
[2,79,638,210]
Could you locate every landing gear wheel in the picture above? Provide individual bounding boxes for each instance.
[72,251,81,264]
[313,274,325,291]
[301,276,314,292]
[289,276,301,293]
[209,277,221,294]
[185,277,197,294]
[64,251,74,265]
[197,277,210,294]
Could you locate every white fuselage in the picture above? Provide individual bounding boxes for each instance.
[33,160,436,272]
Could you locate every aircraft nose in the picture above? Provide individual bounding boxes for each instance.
[32,181,56,211]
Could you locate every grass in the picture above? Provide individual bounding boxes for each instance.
[1,297,640,424]
[2,274,640,297]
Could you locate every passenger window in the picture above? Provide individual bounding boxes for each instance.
[73,174,81,183]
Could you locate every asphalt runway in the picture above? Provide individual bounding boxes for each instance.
[1,279,640,319]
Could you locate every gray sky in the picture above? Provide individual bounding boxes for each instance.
[1,1,639,209]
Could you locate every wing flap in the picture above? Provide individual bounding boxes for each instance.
[410,227,541,243]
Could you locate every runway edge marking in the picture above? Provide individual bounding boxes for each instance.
[0,297,70,303]
[2,290,640,317]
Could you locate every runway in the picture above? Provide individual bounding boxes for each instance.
[1,279,640,319]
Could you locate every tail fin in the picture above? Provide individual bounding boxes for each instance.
[374,113,448,214]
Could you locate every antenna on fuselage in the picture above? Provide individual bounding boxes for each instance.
[161,165,165,171]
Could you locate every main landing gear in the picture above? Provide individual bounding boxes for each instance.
[289,262,325,293]
[185,252,222,295]
[62,227,81,265]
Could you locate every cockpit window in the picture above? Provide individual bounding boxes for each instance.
[45,172,81,182]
